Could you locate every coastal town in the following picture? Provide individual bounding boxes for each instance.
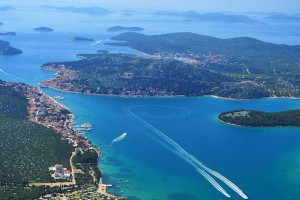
[1,81,122,200]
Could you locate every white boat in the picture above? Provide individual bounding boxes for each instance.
[54,96,65,100]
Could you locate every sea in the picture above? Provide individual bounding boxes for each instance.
[1,5,300,200]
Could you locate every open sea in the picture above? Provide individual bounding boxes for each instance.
[1,5,300,200]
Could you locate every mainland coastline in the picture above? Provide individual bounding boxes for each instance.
[0,81,121,199]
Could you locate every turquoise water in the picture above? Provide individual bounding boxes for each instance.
[1,5,300,200]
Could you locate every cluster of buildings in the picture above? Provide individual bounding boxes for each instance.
[154,52,227,67]
[26,86,96,151]
[50,164,71,180]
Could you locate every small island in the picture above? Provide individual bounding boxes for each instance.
[107,26,144,32]
[68,37,94,41]
[0,22,3,26]
[218,109,300,127]
[0,40,22,55]
[34,26,54,32]
[0,32,16,36]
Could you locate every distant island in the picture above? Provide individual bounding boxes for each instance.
[0,6,14,12]
[154,11,258,23]
[34,26,54,32]
[107,26,144,32]
[265,14,300,22]
[218,109,300,127]
[68,36,94,41]
[42,6,111,15]
[0,40,22,55]
[0,32,16,36]
[0,22,3,25]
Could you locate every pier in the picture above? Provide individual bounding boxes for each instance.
[97,178,122,199]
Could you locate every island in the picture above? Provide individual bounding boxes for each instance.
[68,36,94,41]
[154,11,258,23]
[0,40,22,55]
[107,26,144,32]
[34,26,54,32]
[0,80,120,200]
[0,22,3,25]
[218,109,300,127]
[39,32,300,99]
[0,32,16,36]
[40,52,229,97]
[107,32,300,99]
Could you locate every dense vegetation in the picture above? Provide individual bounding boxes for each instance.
[42,52,234,96]
[0,82,74,198]
[106,32,300,98]
[218,109,300,127]
[73,150,101,186]
[0,32,16,36]
[69,36,94,41]
[34,26,54,32]
[0,40,22,55]
[0,185,64,200]
[107,26,144,32]
[111,32,300,73]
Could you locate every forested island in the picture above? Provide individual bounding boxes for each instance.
[107,32,300,99]
[0,32,16,36]
[218,109,300,127]
[41,52,231,97]
[0,81,107,199]
[40,32,300,99]
[0,40,22,55]
[34,26,54,32]
[107,26,144,32]
[68,36,94,41]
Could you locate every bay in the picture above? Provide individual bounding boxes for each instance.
[1,5,300,200]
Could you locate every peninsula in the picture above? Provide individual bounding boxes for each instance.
[107,26,144,32]
[0,40,22,55]
[218,109,300,127]
[34,26,54,32]
[0,80,119,200]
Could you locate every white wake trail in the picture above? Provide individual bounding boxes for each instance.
[127,107,248,199]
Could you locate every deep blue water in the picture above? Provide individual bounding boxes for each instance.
[1,5,300,200]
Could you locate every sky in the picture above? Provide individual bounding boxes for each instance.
[1,0,300,13]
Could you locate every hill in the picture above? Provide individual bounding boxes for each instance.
[40,32,300,99]
[0,81,74,199]
[107,26,144,32]
[41,52,232,97]
[0,40,22,55]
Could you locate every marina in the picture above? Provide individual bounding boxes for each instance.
[1,4,300,199]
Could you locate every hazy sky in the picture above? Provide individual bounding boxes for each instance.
[2,0,300,13]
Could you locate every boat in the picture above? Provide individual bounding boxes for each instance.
[72,123,93,131]
[53,96,65,100]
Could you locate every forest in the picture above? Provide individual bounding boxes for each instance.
[218,109,300,127]
[40,32,300,99]
[0,40,22,55]
[0,82,74,199]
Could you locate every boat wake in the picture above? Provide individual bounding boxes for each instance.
[0,68,24,81]
[126,107,248,199]
[91,40,102,47]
